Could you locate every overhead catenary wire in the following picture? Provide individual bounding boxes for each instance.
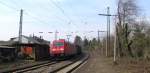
[1,0,80,29]
[0,0,98,37]
[0,1,51,26]
[0,1,19,11]
[24,11,50,25]
[0,0,59,26]
[11,0,72,29]
[35,1,71,26]
[4,0,77,36]
[27,0,68,24]
[54,0,99,33]
[48,0,77,27]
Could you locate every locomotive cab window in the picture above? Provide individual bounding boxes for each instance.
[55,42,64,46]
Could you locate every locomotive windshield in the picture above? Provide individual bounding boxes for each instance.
[55,42,64,47]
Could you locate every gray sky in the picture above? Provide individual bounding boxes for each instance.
[0,0,149,41]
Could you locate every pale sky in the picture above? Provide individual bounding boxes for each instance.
[0,0,149,42]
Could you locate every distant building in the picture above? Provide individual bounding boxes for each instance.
[10,35,50,45]
[0,41,14,46]
[9,35,50,61]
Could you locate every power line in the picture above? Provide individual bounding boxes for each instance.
[0,1,48,25]
[24,11,49,25]
[52,0,88,25]
[10,0,20,8]
[0,0,83,31]
[10,0,63,24]
[1,0,66,26]
[12,0,71,28]
[30,0,68,24]
[0,1,19,11]
[49,0,77,27]
[3,0,78,29]
[32,1,75,30]
[0,0,75,33]
[53,0,91,30]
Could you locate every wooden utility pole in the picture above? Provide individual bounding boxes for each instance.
[19,9,23,43]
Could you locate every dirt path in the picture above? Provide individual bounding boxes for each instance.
[74,50,116,73]
[75,49,150,73]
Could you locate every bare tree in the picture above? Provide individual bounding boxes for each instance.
[116,0,138,57]
[118,0,138,24]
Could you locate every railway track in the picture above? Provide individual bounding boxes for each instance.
[20,54,85,73]
[53,54,89,73]
[13,61,58,73]
[0,60,56,73]
[36,53,89,73]
[1,53,89,73]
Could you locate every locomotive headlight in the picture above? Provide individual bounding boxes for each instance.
[60,48,64,51]
[52,49,56,51]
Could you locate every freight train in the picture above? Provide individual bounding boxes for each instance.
[18,39,82,60]
[0,38,82,62]
[50,39,82,58]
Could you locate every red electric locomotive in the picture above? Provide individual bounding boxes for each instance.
[50,39,77,58]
